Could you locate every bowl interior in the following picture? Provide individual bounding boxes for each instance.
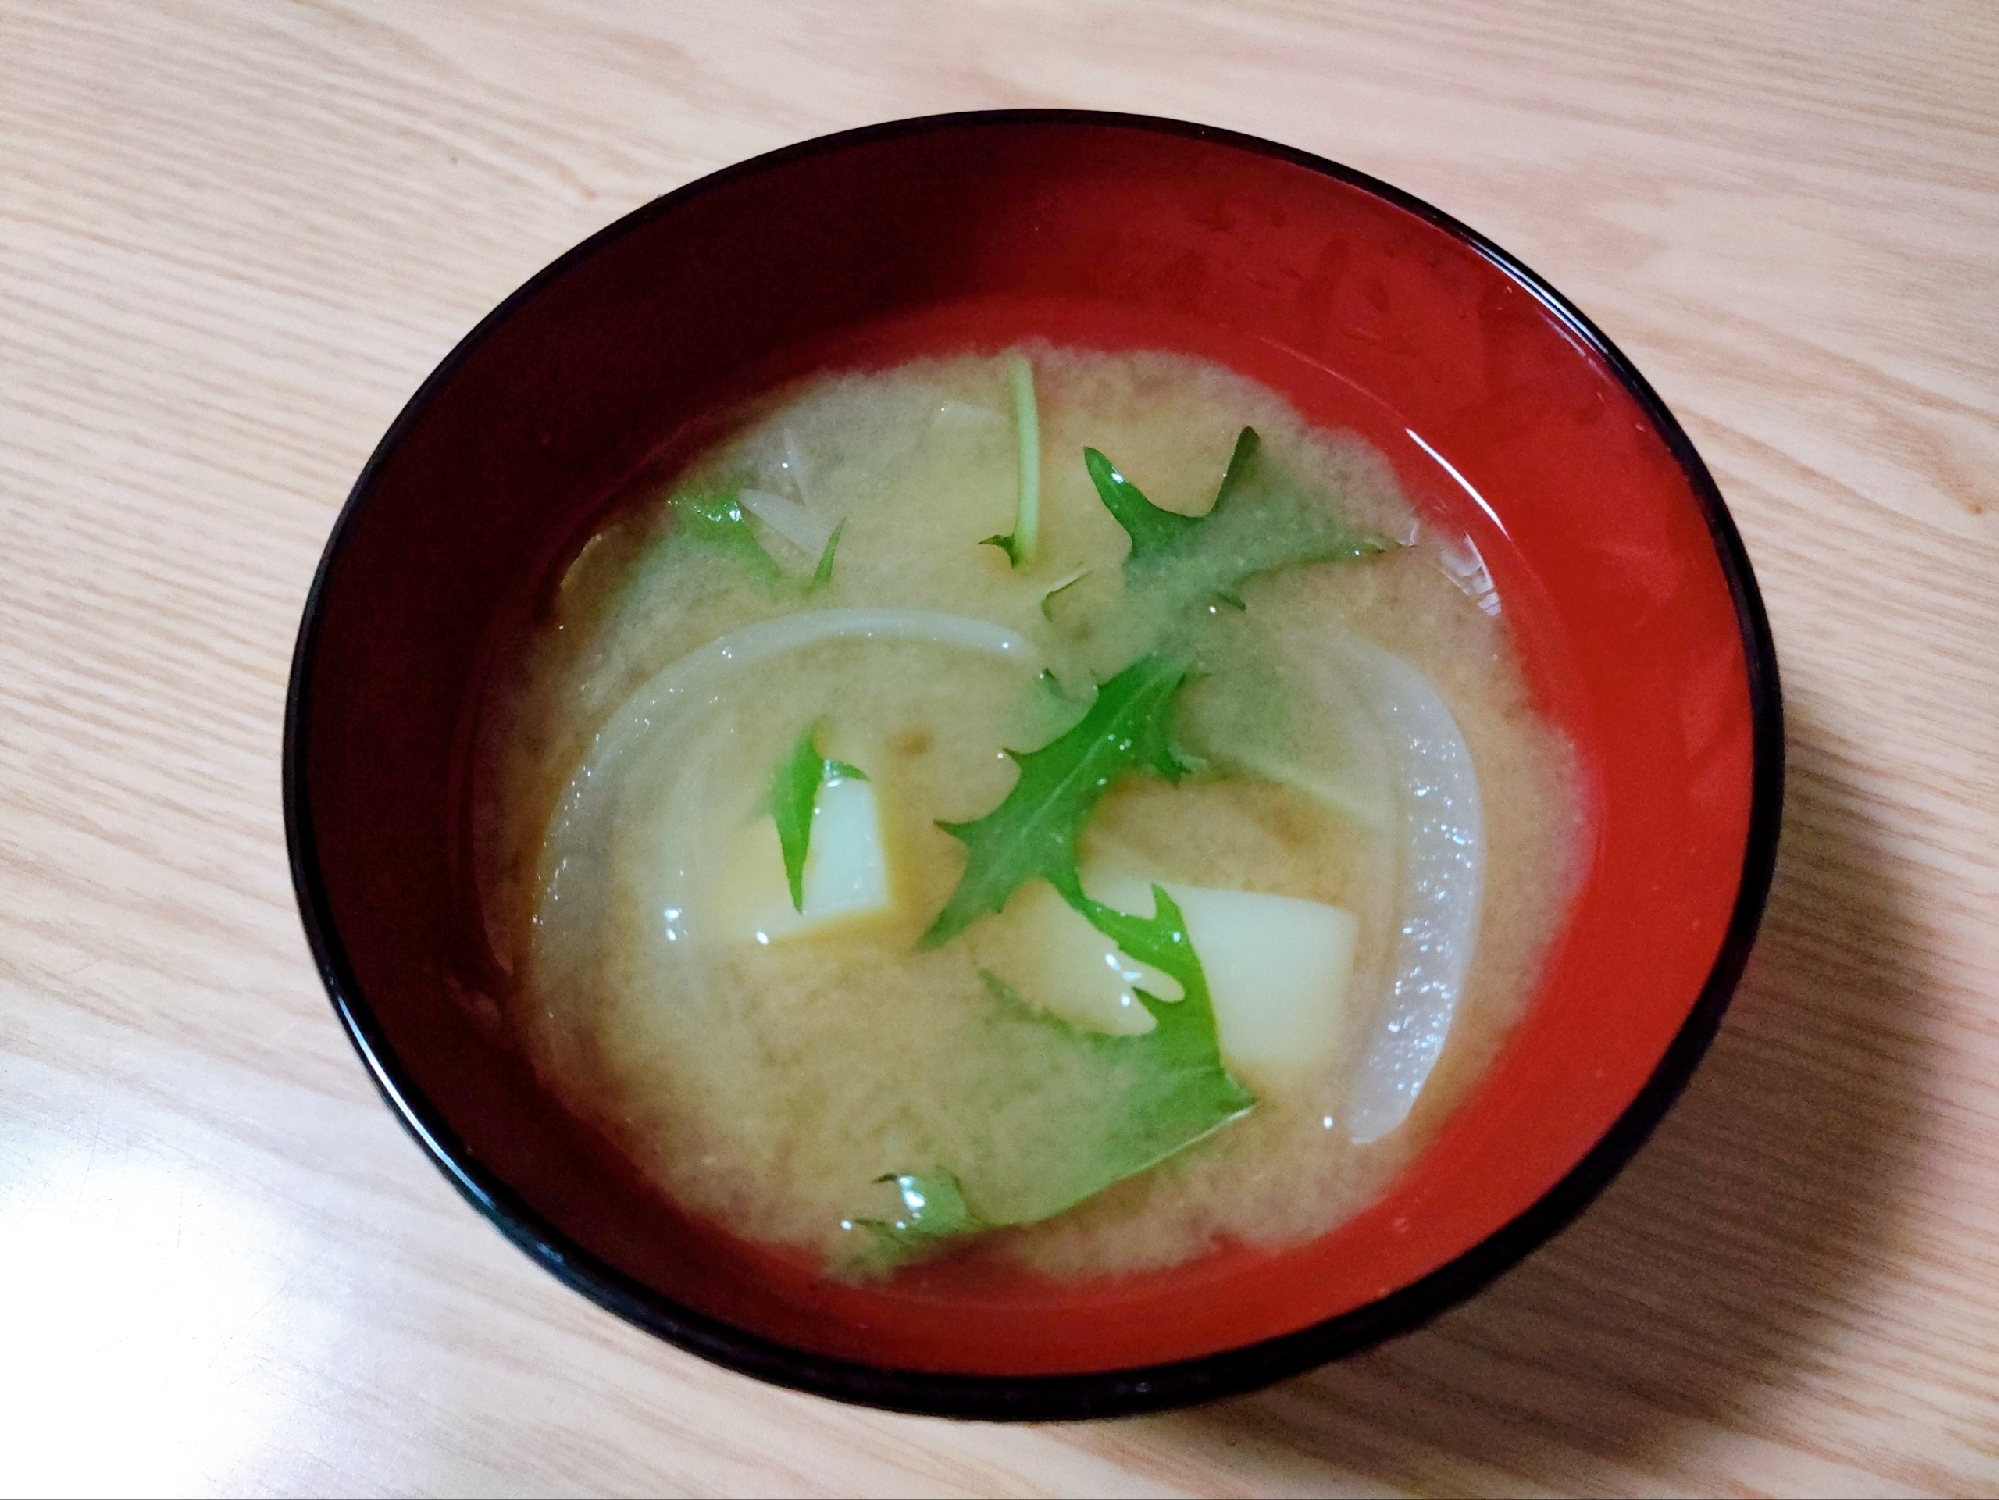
[292,117,1762,1382]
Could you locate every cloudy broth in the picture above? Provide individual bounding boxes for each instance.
[477,348,1580,1278]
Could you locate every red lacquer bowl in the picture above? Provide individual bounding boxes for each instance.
[285,113,1782,1418]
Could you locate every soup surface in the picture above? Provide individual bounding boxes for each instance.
[476,348,1580,1278]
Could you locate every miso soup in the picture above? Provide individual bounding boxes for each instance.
[475,348,1580,1278]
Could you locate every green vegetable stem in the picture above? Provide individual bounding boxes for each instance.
[980,355,1041,568]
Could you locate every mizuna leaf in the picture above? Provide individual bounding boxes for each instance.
[853,1168,980,1253]
[666,487,785,585]
[918,653,1194,948]
[1038,566,1090,621]
[1085,427,1393,616]
[809,519,845,591]
[872,883,1255,1258]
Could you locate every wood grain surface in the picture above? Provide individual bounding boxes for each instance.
[4,1,1996,1494]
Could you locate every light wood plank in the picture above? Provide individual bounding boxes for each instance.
[4,0,1995,1492]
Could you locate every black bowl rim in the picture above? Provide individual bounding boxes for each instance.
[283,108,1784,1422]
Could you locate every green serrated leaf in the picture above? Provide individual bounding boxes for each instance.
[763,723,862,913]
[873,885,1255,1260]
[1086,427,1392,618]
[854,1168,979,1252]
[809,519,845,591]
[979,531,1024,566]
[919,654,1194,948]
[1083,447,1205,559]
[666,487,785,584]
[1214,422,1261,507]
[1038,566,1090,621]
[1009,667,1092,753]
[1053,882,1258,1203]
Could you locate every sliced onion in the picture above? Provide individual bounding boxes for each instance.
[1340,640,1485,1145]
[739,486,836,559]
[557,609,1034,813]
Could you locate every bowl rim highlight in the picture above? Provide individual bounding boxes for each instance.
[283,108,1784,1421]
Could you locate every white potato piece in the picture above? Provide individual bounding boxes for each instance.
[713,776,895,943]
[992,879,1174,1037]
[1176,885,1356,1097]
[994,867,1358,1098]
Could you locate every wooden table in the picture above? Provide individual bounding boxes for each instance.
[6,2,1996,1493]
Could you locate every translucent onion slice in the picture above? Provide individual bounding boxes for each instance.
[738,486,836,559]
[1341,639,1486,1145]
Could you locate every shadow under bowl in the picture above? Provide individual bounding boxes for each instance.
[284,111,1783,1420]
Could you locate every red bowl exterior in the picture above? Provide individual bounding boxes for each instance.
[285,112,1781,1417]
